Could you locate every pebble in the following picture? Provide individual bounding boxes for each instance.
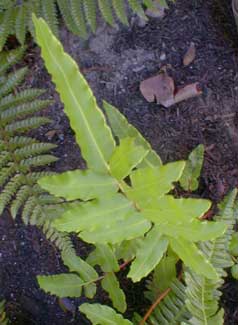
[160,52,166,61]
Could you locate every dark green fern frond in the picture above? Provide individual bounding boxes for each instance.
[14,143,57,159]
[185,189,238,324]
[0,7,14,51]
[41,0,59,37]
[57,0,80,36]
[0,68,28,98]
[83,0,97,33]
[15,4,27,45]
[0,99,53,123]
[98,0,115,26]
[0,47,25,75]
[0,0,172,48]
[0,88,46,111]
[5,116,51,134]
[0,300,8,325]
[128,0,146,19]
[8,135,39,148]
[70,0,88,39]
[112,0,128,25]
[0,48,75,257]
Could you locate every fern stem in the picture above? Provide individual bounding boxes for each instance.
[140,287,171,325]
[140,272,183,325]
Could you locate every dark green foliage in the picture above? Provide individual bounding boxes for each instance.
[0,0,171,49]
[0,47,75,255]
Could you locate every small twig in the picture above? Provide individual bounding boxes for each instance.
[83,259,133,288]
[140,273,183,324]
[140,287,171,325]
[119,259,133,270]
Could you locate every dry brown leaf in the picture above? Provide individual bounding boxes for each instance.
[183,42,196,66]
[140,71,202,107]
[45,129,57,140]
[139,71,175,107]
[58,298,76,314]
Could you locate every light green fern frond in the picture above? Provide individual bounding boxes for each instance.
[185,189,238,324]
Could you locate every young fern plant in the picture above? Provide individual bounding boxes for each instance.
[0,0,172,50]
[33,16,229,324]
[0,46,75,255]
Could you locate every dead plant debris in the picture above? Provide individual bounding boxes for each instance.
[140,69,202,107]
[183,42,196,66]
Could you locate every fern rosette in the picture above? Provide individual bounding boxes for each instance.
[32,17,230,323]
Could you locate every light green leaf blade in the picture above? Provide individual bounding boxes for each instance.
[61,250,98,298]
[102,273,127,313]
[38,169,119,201]
[103,101,162,167]
[143,195,211,223]
[115,238,143,261]
[87,244,120,272]
[158,219,226,242]
[180,144,204,191]
[126,161,185,207]
[80,212,151,244]
[128,226,168,282]
[109,137,149,180]
[52,193,135,232]
[79,303,132,325]
[169,238,218,280]
[37,273,84,297]
[33,16,115,173]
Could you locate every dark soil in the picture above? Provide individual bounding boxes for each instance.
[1,0,238,324]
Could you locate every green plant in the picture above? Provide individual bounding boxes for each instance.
[0,46,76,255]
[229,223,238,279]
[0,300,8,325]
[179,144,204,192]
[0,0,172,50]
[31,16,234,324]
